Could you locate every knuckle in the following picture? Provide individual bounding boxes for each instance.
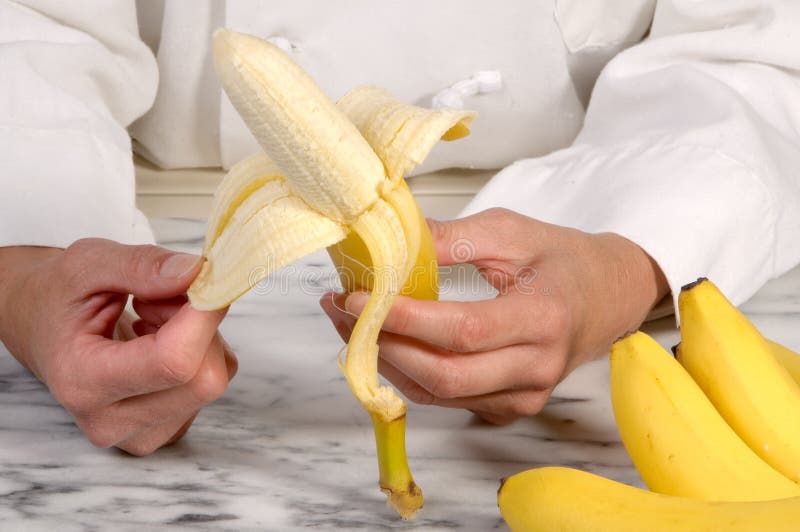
[120,441,159,457]
[159,349,201,386]
[126,244,163,283]
[508,391,548,418]
[388,299,414,335]
[539,299,571,344]
[520,346,565,391]
[482,207,510,222]
[427,359,466,399]
[190,363,229,403]
[79,419,120,449]
[449,311,487,352]
[61,239,97,284]
[48,369,90,416]
[481,207,518,232]
[541,355,567,389]
[64,238,101,259]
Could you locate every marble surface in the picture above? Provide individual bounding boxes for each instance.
[2,217,799,531]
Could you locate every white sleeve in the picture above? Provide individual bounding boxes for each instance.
[0,0,159,248]
[463,0,800,311]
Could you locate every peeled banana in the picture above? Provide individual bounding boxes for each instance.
[611,331,800,500]
[678,278,800,483]
[497,467,800,532]
[187,29,475,518]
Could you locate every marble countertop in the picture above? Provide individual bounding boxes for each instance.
[2,217,799,531]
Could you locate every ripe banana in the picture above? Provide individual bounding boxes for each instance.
[187,29,475,518]
[611,331,800,500]
[497,466,800,532]
[769,339,800,386]
[678,278,800,483]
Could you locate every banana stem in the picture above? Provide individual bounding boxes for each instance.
[371,413,423,519]
[337,198,425,518]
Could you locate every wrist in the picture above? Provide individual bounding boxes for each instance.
[0,246,62,371]
[568,232,668,366]
[594,232,669,326]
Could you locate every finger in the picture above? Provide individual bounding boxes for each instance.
[340,290,546,353]
[427,208,541,266]
[166,413,198,445]
[100,333,229,447]
[469,410,516,426]
[133,295,188,326]
[221,336,239,380]
[119,335,237,455]
[431,388,550,419]
[62,238,204,301]
[319,292,355,342]
[116,412,198,457]
[373,329,559,399]
[380,360,549,420]
[118,334,236,455]
[323,293,559,392]
[85,303,227,402]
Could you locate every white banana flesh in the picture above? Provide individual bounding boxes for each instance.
[211,30,385,222]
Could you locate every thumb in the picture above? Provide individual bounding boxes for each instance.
[64,238,203,300]
[427,209,509,266]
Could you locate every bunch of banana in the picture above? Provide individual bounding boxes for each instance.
[498,278,800,530]
[610,330,799,500]
[677,278,800,483]
[187,29,475,518]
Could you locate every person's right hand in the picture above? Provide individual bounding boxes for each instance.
[0,239,237,456]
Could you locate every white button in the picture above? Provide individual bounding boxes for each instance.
[432,70,502,109]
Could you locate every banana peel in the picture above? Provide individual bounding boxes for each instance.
[678,278,800,483]
[611,332,800,500]
[498,467,800,532]
[188,29,475,518]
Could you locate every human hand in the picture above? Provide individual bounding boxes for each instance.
[0,239,237,455]
[321,208,668,424]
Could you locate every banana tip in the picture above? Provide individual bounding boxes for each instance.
[497,477,507,500]
[680,277,708,293]
[212,27,232,42]
[612,329,638,345]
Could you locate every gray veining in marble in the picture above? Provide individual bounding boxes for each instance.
[2,217,800,530]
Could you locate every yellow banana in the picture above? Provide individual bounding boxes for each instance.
[187,29,475,518]
[769,340,800,386]
[497,466,800,532]
[678,278,800,483]
[611,332,799,500]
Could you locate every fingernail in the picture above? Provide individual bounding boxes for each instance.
[160,253,202,278]
[319,292,334,313]
[344,292,368,316]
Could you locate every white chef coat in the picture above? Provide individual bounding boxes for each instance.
[2,0,800,313]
